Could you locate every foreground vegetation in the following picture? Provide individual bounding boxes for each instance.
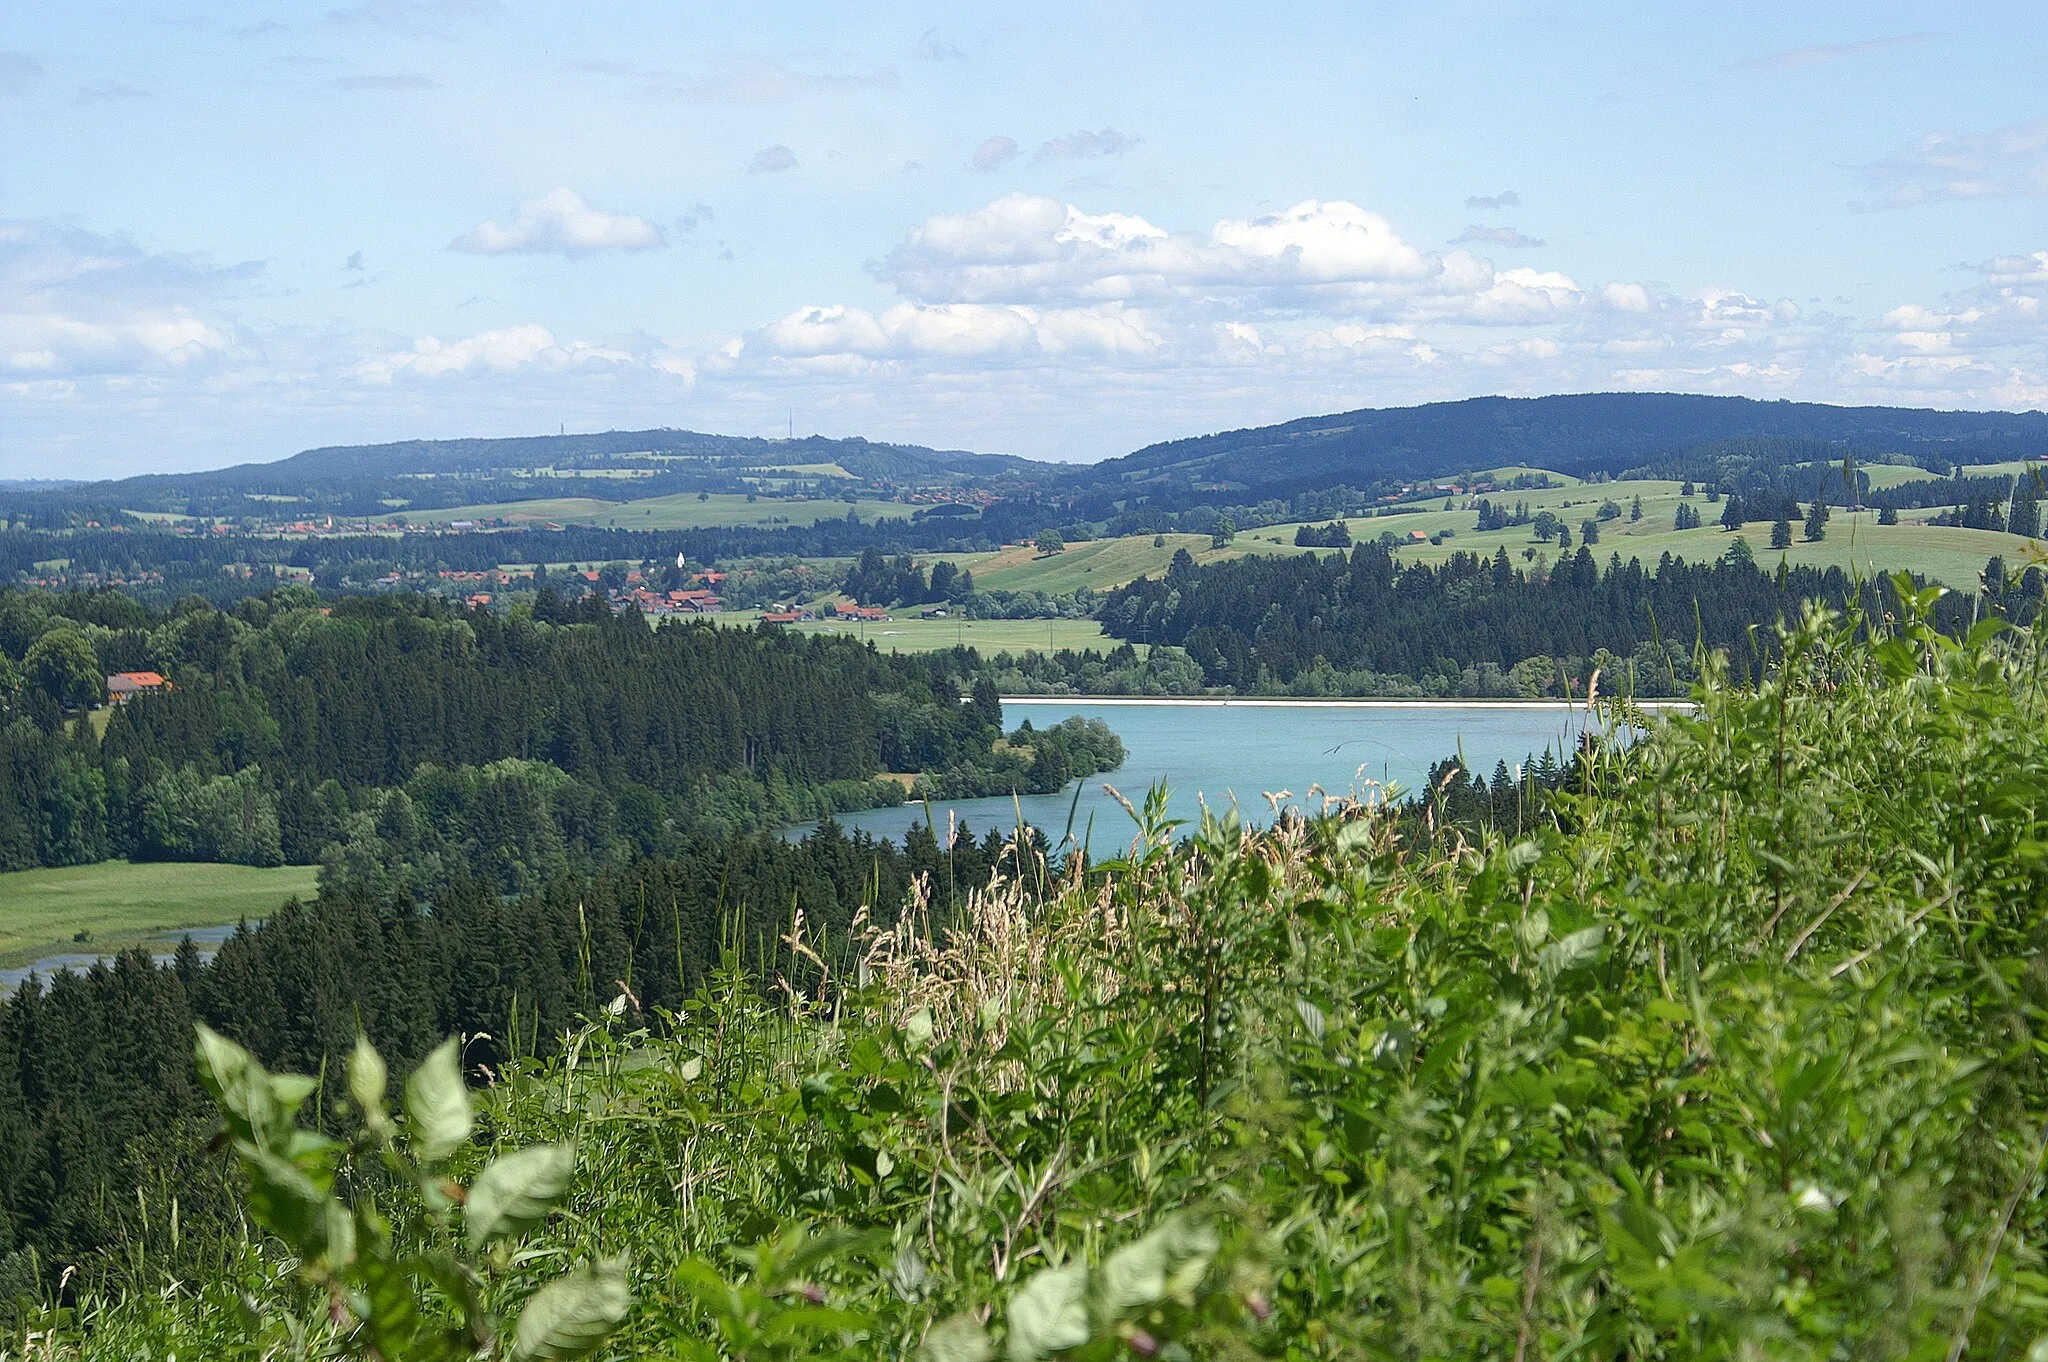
[9,577,2048,1358]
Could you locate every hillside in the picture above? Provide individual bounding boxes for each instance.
[1092,392,2048,496]
[26,592,2048,1358]
[13,429,1050,520]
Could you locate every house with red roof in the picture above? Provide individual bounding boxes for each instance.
[105,671,170,702]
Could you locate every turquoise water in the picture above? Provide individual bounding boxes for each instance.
[801,699,1627,850]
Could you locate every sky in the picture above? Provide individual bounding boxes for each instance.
[4,2,2048,478]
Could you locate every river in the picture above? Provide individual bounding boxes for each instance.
[0,921,248,996]
[800,697,1664,851]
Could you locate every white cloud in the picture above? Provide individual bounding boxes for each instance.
[1453,225,1543,248]
[0,220,250,377]
[1033,128,1140,162]
[877,194,1454,307]
[365,324,635,380]
[746,144,799,174]
[967,136,1019,173]
[448,189,665,256]
[1857,116,2048,209]
[1464,190,1519,211]
[9,198,2048,477]
[744,300,1161,365]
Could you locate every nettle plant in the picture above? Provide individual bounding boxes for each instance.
[194,1025,630,1361]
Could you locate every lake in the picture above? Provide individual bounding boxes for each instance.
[799,698,1659,850]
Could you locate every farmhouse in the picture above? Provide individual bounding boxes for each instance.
[105,671,170,701]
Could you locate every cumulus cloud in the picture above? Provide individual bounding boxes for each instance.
[11,191,2048,477]
[1453,225,1544,248]
[0,52,45,97]
[0,220,253,377]
[448,189,665,256]
[1033,128,1140,163]
[875,194,1452,308]
[1858,116,2048,208]
[1741,32,1936,72]
[363,324,635,380]
[746,144,798,174]
[967,136,1019,173]
[1464,190,1519,211]
[742,300,1161,366]
[333,72,437,90]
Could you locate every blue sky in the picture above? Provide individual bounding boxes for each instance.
[5,1,2047,476]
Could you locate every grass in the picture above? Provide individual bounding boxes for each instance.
[0,860,320,967]
[1862,457,2048,490]
[721,611,1118,654]
[395,492,908,531]
[1376,508,2040,587]
[963,533,1248,593]
[1183,472,2041,588]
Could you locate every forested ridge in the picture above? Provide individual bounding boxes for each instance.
[0,588,1123,880]
[0,815,1029,1297]
[1098,540,2032,696]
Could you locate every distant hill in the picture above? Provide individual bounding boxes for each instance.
[19,429,1050,518]
[1088,394,2048,497]
[12,395,2047,525]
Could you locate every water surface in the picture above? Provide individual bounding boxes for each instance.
[803,699,1628,851]
[1,922,247,995]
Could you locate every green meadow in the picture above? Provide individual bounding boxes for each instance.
[0,860,319,967]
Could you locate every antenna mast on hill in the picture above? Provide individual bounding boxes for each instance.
[788,408,794,440]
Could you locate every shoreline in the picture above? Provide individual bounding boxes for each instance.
[1001,696,1695,711]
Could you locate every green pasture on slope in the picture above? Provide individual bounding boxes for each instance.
[1373,509,2039,587]
[724,611,1117,655]
[962,534,1249,593]
[0,860,320,967]
[396,491,908,530]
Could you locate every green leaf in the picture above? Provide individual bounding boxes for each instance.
[1091,1213,1219,1321]
[194,1024,277,1147]
[468,1144,577,1246]
[510,1257,633,1362]
[404,1038,473,1164]
[905,1006,935,1049]
[1005,1262,1090,1362]
[349,1034,392,1135]
[924,1313,993,1362]
[1539,925,1606,978]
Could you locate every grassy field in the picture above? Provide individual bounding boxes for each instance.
[1862,458,2047,490]
[0,860,320,967]
[962,533,1250,593]
[396,491,908,530]
[1230,472,2042,588]
[722,611,1117,655]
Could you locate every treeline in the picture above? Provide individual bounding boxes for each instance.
[0,816,1034,1301]
[1097,543,2024,697]
[0,589,1076,876]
